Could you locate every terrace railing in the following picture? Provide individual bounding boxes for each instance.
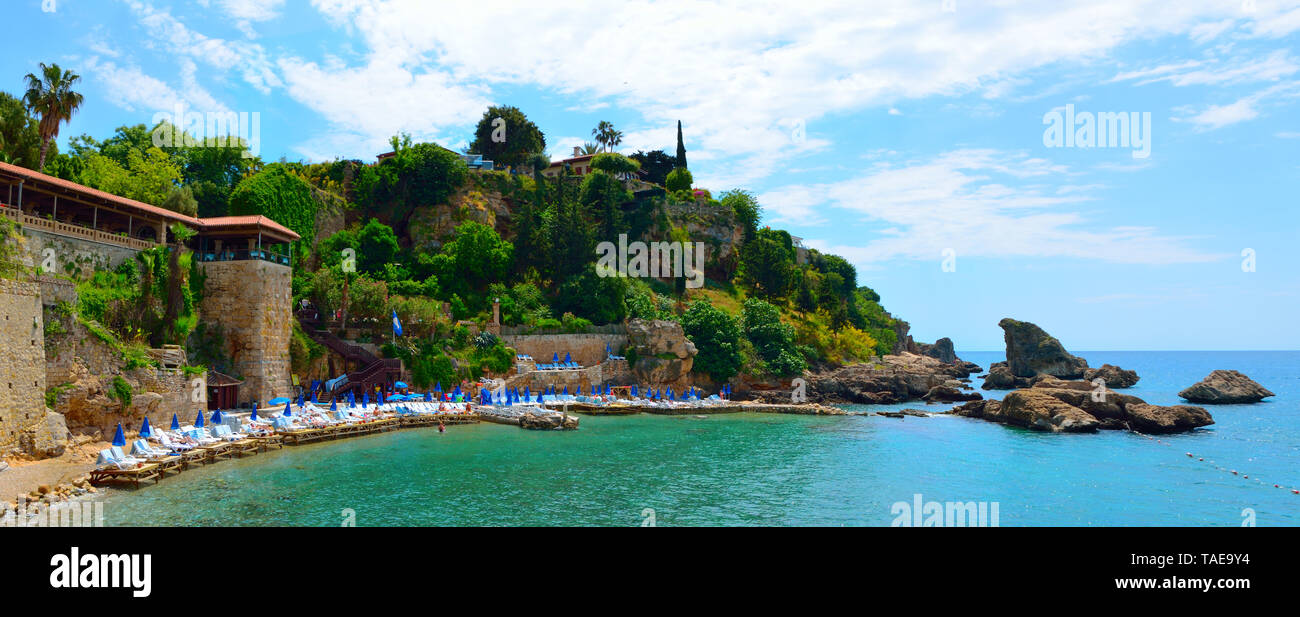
[1,205,157,251]
[197,248,291,267]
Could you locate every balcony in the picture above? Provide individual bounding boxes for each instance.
[197,248,292,267]
[1,205,158,252]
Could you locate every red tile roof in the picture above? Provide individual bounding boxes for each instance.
[0,161,200,224]
[0,161,300,241]
[199,215,301,241]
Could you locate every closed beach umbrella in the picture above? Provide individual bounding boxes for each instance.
[139,417,152,438]
[362,390,369,408]
[435,382,442,392]
[564,352,572,364]
[552,352,559,364]
[112,423,126,447]
[171,414,180,431]
[330,398,338,411]
[211,409,223,424]
[284,400,292,417]
[536,392,543,403]
[563,385,569,395]
[631,385,638,397]
[379,391,386,404]
[425,391,433,402]
[250,403,258,421]
[195,411,205,428]
[524,386,530,398]
[297,394,304,408]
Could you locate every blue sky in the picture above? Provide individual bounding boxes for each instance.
[4,0,1299,351]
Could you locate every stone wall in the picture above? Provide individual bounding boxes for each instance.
[0,279,47,455]
[19,228,142,279]
[500,333,629,368]
[199,260,292,406]
[506,360,632,392]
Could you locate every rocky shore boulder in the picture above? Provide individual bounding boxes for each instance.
[626,318,697,385]
[981,363,1032,390]
[917,337,956,363]
[922,385,982,403]
[998,318,1089,379]
[803,353,978,405]
[1083,364,1140,389]
[1178,370,1275,404]
[17,410,69,458]
[519,411,579,430]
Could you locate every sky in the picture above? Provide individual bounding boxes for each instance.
[3,0,1298,351]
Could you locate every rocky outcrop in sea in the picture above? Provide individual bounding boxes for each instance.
[982,318,1139,390]
[1178,370,1275,404]
[953,378,1213,434]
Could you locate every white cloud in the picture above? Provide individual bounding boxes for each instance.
[1175,80,1300,129]
[82,56,230,115]
[282,0,1274,168]
[122,0,282,93]
[1111,49,1299,86]
[762,149,1221,265]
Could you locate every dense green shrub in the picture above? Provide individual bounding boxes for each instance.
[681,299,743,382]
[229,163,320,245]
[742,298,806,377]
[665,167,693,193]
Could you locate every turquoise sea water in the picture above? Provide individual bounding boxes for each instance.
[101,351,1300,526]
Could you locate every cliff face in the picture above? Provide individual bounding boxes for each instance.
[43,312,205,449]
[407,179,517,253]
[655,201,743,280]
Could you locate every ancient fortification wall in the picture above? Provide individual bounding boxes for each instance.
[0,279,49,455]
[199,260,292,406]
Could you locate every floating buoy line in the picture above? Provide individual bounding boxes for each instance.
[1129,429,1299,495]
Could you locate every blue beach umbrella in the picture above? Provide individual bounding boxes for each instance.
[552,353,559,364]
[250,403,258,421]
[112,423,126,447]
[425,392,433,402]
[330,398,338,411]
[435,382,442,392]
[211,409,223,425]
[171,414,180,431]
[524,386,530,398]
[297,394,304,408]
[395,381,408,390]
[564,352,572,364]
[268,397,290,406]
[139,418,152,439]
[563,385,569,396]
[283,401,292,417]
[379,391,386,404]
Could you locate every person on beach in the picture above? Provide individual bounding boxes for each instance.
[438,421,445,433]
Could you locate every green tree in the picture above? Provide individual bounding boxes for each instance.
[430,221,514,303]
[468,105,545,170]
[356,219,400,275]
[681,299,744,382]
[161,185,199,216]
[742,298,806,377]
[579,169,630,240]
[628,149,674,186]
[553,265,627,324]
[720,189,762,242]
[665,167,693,193]
[356,137,468,236]
[22,62,84,171]
[77,146,183,207]
[0,92,44,167]
[739,231,796,299]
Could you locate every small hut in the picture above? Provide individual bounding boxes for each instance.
[207,371,243,411]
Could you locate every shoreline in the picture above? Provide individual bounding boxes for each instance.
[2,399,848,518]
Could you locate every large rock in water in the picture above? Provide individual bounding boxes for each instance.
[1178,370,1275,404]
[1124,403,1214,433]
[999,390,1100,433]
[804,353,976,404]
[519,411,579,430]
[953,380,1213,435]
[1083,364,1140,389]
[998,318,1088,378]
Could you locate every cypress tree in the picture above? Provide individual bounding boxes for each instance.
[675,120,688,169]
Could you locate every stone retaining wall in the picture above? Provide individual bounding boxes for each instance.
[0,279,47,455]
[501,332,629,368]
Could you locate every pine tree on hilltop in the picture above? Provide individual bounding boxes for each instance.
[675,120,687,169]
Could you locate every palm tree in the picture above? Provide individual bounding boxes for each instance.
[23,63,84,172]
[592,121,625,152]
[580,142,601,155]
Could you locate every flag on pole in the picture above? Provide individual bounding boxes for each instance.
[391,309,403,337]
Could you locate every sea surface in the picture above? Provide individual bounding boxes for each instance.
[101,351,1300,526]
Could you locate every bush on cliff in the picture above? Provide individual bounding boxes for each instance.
[229,163,320,245]
[742,298,806,377]
[681,299,743,382]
